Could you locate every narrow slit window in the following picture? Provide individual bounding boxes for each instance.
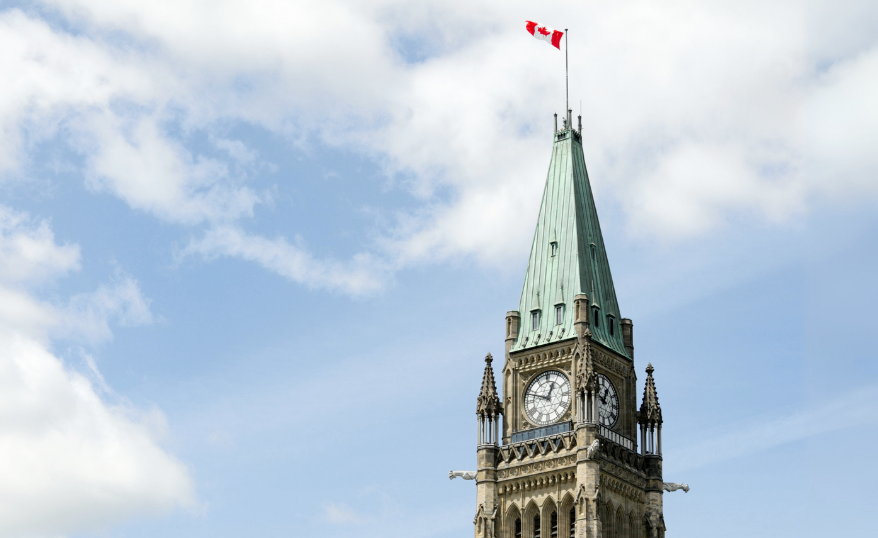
[590,244,596,260]
[555,305,563,325]
[609,317,615,336]
[532,311,540,330]
[593,308,600,328]
[569,508,575,538]
[550,242,558,257]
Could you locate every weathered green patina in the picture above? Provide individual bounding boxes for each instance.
[513,125,628,359]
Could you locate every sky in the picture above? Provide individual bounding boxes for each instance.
[0,0,877,536]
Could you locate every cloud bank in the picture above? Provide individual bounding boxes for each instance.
[0,206,194,537]
[2,1,877,294]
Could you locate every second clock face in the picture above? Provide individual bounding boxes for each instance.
[524,370,571,425]
[597,374,620,427]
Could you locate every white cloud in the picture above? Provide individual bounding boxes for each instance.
[83,113,262,225]
[804,44,878,197]
[61,273,155,343]
[0,206,154,342]
[182,225,387,295]
[0,333,195,537]
[0,205,80,285]
[0,0,876,292]
[0,207,195,537]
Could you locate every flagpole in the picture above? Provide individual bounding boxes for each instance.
[565,28,569,117]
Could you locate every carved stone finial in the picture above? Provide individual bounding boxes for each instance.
[639,363,662,424]
[476,353,502,416]
[574,333,596,392]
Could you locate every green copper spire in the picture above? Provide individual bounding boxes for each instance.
[513,123,628,358]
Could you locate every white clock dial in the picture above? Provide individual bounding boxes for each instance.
[597,374,620,427]
[524,370,571,426]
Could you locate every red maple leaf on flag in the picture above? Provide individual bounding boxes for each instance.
[525,20,564,50]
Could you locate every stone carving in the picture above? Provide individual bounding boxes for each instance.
[639,363,663,424]
[473,504,497,537]
[449,470,477,480]
[476,354,502,417]
[516,346,574,370]
[600,474,645,502]
[585,439,600,460]
[598,459,647,490]
[574,330,596,393]
[662,482,689,493]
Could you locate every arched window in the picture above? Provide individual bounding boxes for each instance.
[515,518,522,538]
[569,507,575,538]
[603,503,612,537]
[533,515,541,538]
[550,511,558,538]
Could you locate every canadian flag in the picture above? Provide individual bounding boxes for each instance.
[525,21,564,50]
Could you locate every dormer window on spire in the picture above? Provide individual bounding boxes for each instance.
[555,304,563,325]
[550,241,558,257]
[531,310,540,330]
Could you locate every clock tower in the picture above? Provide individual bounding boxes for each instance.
[468,112,671,538]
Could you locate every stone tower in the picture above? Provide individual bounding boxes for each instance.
[471,112,668,538]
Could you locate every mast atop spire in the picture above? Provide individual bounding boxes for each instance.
[564,28,570,114]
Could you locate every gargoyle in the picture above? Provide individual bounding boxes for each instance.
[662,482,689,493]
[585,439,600,459]
[450,470,477,480]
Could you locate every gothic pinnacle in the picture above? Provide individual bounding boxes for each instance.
[640,363,662,424]
[476,353,502,417]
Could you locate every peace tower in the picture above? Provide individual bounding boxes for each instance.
[460,111,681,538]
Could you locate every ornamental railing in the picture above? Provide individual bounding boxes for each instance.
[598,425,636,452]
[509,421,572,444]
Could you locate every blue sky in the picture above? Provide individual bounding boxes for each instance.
[0,1,877,537]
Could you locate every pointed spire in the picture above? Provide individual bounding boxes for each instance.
[639,363,662,424]
[476,353,502,416]
[513,122,627,357]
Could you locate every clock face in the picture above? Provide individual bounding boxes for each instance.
[524,370,571,426]
[597,374,620,427]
